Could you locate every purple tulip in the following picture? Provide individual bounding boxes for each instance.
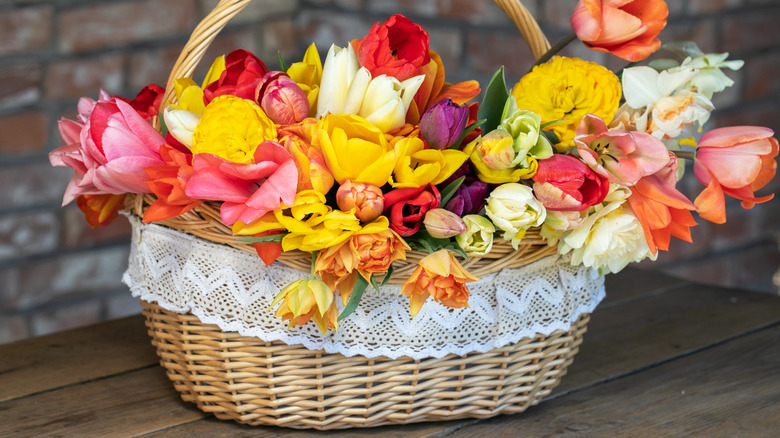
[445,180,489,216]
[420,98,469,150]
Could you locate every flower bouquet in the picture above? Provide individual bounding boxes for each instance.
[49,0,777,430]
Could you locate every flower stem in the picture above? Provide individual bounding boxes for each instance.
[533,32,577,68]
[674,150,696,160]
[310,251,318,278]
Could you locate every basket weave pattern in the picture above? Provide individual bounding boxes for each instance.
[130,0,593,429]
[143,301,588,428]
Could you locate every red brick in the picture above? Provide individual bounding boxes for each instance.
[541,0,578,30]
[0,315,29,345]
[427,26,464,74]
[0,268,20,312]
[714,102,780,135]
[722,13,780,53]
[0,162,71,209]
[30,300,103,338]
[106,292,143,319]
[58,0,197,53]
[199,0,300,23]
[688,0,747,14]
[45,55,125,99]
[61,204,132,249]
[662,19,717,53]
[12,246,130,311]
[0,112,50,155]
[742,53,780,100]
[435,0,514,25]
[0,63,43,110]
[367,0,437,17]
[0,211,59,263]
[466,30,535,76]
[298,10,373,50]
[128,46,183,91]
[0,6,53,55]
[260,20,298,65]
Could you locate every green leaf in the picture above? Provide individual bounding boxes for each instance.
[277,51,287,71]
[157,108,168,137]
[236,234,285,243]
[379,265,395,287]
[439,176,465,207]
[449,119,486,150]
[369,274,381,293]
[477,66,509,133]
[541,130,560,145]
[406,230,470,260]
[338,275,369,321]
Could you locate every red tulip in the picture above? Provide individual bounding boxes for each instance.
[532,154,609,211]
[203,49,269,104]
[383,184,441,236]
[693,126,778,224]
[354,14,430,81]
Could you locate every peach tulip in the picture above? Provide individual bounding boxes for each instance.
[693,126,778,224]
[571,0,668,62]
[401,249,479,317]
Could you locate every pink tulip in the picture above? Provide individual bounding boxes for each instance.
[185,141,298,226]
[571,0,668,62]
[49,91,166,206]
[423,208,466,238]
[693,126,778,224]
[575,114,669,186]
[257,72,310,125]
[532,154,609,211]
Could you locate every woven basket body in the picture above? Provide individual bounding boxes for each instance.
[125,0,600,430]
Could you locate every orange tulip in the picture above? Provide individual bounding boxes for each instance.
[143,144,201,223]
[570,0,668,62]
[77,193,126,228]
[626,156,697,255]
[693,126,778,224]
[400,250,479,317]
[315,228,409,301]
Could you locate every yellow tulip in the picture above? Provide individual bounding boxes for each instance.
[319,114,397,187]
[287,43,323,117]
[169,78,206,114]
[463,136,537,184]
[202,55,226,89]
[390,137,468,188]
[269,279,338,334]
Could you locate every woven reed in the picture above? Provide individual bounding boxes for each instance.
[130,0,590,429]
[142,301,588,429]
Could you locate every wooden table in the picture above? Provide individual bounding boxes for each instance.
[2,268,779,437]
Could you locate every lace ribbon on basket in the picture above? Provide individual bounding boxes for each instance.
[122,214,605,359]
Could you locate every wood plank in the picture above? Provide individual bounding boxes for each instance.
[0,314,156,402]
[556,282,780,394]
[602,267,690,307]
[447,324,780,437]
[0,366,207,437]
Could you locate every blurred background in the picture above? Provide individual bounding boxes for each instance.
[1,0,778,344]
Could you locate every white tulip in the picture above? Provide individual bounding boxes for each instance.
[163,107,200,148]
[316,43,360,117]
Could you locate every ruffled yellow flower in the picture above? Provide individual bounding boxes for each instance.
[191,95,277,164]
[512,56,621,150]
[232,189,390,252]
[390,137,468,188]
[319,114,397,187]
[287,43,323,117]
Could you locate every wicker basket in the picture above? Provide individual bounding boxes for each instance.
[127,0,597,430]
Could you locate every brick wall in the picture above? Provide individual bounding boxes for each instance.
[1,0,778,344]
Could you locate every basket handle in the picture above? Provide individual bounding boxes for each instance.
[159,0,550,108]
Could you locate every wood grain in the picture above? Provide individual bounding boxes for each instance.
[446,324,780,437]
[0,315,155,402]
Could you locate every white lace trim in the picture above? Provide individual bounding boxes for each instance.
[122,214,605,359]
